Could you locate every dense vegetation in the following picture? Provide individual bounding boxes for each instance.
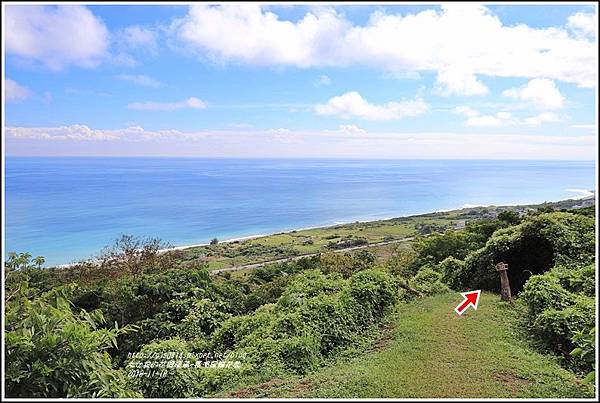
[4,204,596,397]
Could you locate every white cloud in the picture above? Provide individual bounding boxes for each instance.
[128,97,206,111]
[454,106,512,126]
[524,112,560,126]
[314,75,332,87]
[5,5,110,70]
[567,12,597,39]
[170,4,598,89]
[6,124,595,160]
[115,74,162,88]
[315,91,428,121]
[339,124,366,135]
[6,125,121,140]
[502,78,565,109]
[435,67,489,96]
[5,78,31,102]
[458,106,558,127]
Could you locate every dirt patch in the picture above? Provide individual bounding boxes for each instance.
[367,323,396,353]
[293,380,313,394]
[492,372,533,392]
[226,378,285,398]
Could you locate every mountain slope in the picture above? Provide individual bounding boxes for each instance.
[223,292,593,398]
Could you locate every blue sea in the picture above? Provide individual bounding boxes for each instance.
[4,158,596,266]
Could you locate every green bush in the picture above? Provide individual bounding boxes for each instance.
[124,338,241,398]
[521,273,576,317]
[436,256,466,289]
[531,296,594,349]
[410,266,450,295]
[277,334,321,374]
[571,327,596,381]
[5,285,139,398]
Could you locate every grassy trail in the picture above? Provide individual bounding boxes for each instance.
[227,293,593,398]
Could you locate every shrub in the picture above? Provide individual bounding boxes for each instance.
[277,334,321,374]
[348,269,398,321]
[411,266,450,295]
[124,338,240,398]
[179,299,232,339]
[5,285,139,398]
[520,273,576,317]
[386,246,419,278]
[437,256,466,289]
[571,327,596,381]
[531,296,594,350]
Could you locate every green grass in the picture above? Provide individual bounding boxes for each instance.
[176,197,591,273]
[221,293,593,398]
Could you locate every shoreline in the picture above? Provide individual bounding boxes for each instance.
[151,192,598,253]
[50,191,596,268]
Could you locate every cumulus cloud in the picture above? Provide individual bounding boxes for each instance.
[128,97,206,111]
[315,91,428,121]
[115,74,162,88]
[169,4,597,89]
[5,78,31,102]
[5,5,110,70]
[567,12,597,39]
[502,78,565,109]
[435,67,489,96]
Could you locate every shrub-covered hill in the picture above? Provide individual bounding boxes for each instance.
[4,205,596,398]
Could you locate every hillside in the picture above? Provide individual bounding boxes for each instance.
[223,293,592,398]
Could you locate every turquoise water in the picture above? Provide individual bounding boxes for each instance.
[4,158,595,266]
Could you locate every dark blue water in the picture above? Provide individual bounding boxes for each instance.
[4,158,595,265]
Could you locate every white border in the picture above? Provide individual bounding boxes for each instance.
[1,1,598,401]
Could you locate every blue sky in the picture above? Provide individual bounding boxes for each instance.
[4,3,598,159]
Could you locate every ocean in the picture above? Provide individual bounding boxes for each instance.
[4,158,596,266]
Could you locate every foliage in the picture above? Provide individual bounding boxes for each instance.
[521,269,595,373]
[436,256,466,290]
[5,284,140,398]
[124,338,241,398]
[497,210,521,225]
[386,246,419,278]
[571,328,596,382]
[96,234,177,279]
[410,266,450,295]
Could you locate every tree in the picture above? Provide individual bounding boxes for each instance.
[498,210,521,225]
[210,237,219,245]
[97,234,175,279]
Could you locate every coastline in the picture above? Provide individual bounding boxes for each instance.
[152,191,598,254]
[49,190,596,268]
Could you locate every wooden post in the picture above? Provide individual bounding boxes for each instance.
[496,262,512,302]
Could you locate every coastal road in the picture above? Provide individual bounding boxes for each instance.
[209,237,415,276]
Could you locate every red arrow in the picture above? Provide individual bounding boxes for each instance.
[454,290,481,316]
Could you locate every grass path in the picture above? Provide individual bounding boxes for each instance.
[226,293,593,398]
